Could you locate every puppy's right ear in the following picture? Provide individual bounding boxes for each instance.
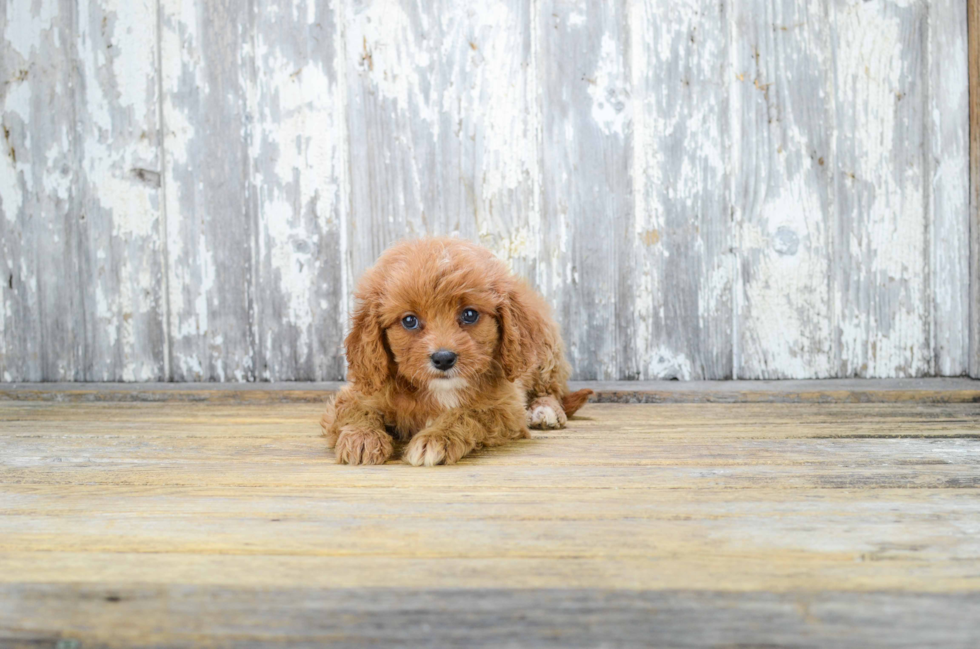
[344,297,389,393]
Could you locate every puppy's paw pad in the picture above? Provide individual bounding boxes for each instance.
[334,427,393,465]
[403,434,467,467]
[527,400,567,430]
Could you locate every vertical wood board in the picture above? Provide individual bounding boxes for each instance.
[833,0,931,378]
[1,0,83,381]
[970,0,980,378]
[160,0,256,381]
[732,0,837,379]
[536,0,633,380]
[929,0,970,376]
[74,0,167,380]
[630,0,733,380]
[251,0,346,381]
[344,0,538,283]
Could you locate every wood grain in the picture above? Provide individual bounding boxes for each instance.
[251,0,346,381]
[930,0,971,376]
[0,1,974,382]
[835,0,931,377]
[344,0,537,281]
[971,0,980,378]
[1,0,81,381]
[75,0,168,381]
[629,0,732,380]
[536,0,633,381]
[160,0,256,381]
[1,398,979,645]
[2,586,978,648]
[732,0,836,379]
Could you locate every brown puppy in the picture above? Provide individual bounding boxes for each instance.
[321,237,591,466]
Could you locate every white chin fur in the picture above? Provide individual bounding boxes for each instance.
[428,377,468,410]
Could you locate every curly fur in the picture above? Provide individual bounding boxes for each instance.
[321,237,591,466]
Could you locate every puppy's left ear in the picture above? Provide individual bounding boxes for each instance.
[497,282,539,382]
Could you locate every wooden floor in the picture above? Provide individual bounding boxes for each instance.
[1,386,979,647]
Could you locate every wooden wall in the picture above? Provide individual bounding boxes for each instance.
[0,0,973,381]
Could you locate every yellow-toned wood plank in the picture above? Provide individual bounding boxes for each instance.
[1,397,979,646]
[1,552,978,593]
[0,403,980,612]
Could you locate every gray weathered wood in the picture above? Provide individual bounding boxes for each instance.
[537,0,633,380]
[1,586,977,648]
[834,0,931,377]
[0,0,974,382]
[0,1,81,381]
[732,0,837,379]
[930,0,970,376]
[630,0,732,380]
[971,0,980,378]
[344,0,537,282]
[251,0,346,381]
[75,0,167,381]
[1,1,166,382]
[160,0,256,381]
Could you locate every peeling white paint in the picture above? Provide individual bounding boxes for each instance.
[1,0,972,382]
[587,33,630,136]
[4,1,60,58]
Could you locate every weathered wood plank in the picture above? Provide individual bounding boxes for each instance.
[834,0,931,377]
[251,0,346,381]
[929,0,970,376]
[1,0,975,383]
[74,0,167,381]
[2,399,980,644]
[344,0,537,281]
[732,0,836,379]
[1,378,979,403]
[970,0,980,378]
[629,0,732,380]
[3,402,980,491]
[0,1,81,381]
[2,586,978,649]
[160,0,256,381]
[536,0,633,380]
[2,550,977,592]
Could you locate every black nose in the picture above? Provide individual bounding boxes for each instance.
[430,350,458,371]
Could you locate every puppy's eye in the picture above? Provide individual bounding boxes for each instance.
[401,315,420,330]
[460,308,479,325]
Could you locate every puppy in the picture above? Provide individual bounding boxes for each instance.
[321,237,592,466]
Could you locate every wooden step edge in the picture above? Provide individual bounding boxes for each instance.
[0,379,978,404]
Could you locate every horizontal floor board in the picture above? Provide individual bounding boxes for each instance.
[2,586,979,648]
[2,392,978,644]
[2,379,979,403]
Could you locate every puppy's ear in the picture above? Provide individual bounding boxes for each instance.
[345,297,389,393]
[497,282,539,382]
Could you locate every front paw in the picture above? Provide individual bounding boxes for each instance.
[527,396,567,430]
[403,432,470,467]
[334,426,393,465]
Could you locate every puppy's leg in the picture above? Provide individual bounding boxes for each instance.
[323,387,393,466]
[404,405,527,467]
[526,394,567,430]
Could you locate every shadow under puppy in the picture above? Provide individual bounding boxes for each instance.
[321,237,592,466]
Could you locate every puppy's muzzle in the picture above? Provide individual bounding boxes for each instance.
[430,350,458,371]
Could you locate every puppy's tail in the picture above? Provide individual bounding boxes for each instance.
[561,389,593,417]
